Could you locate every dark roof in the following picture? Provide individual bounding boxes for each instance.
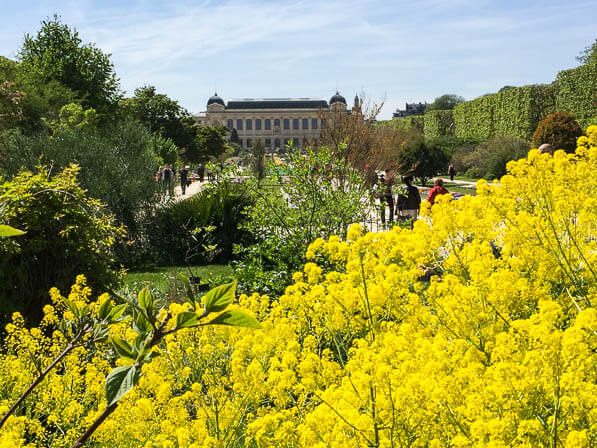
[207,93,225,106]
[329,92,347,105]
[226,98,328,109]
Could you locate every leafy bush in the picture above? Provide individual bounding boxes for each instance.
[531,111,583,153]
[395,135,450,186]
[463,134,530,179]
[1,127,596,447]
[0,166,123,324]
[234,144,372,296]
[0,118,161,230]
[131,179,254,268]
[555,55,597,129]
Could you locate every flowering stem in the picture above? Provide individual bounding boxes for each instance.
[0,340,77,430]
[71,402,119,448]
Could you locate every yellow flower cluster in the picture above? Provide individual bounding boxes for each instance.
[1,126,596,447]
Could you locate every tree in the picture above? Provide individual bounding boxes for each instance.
[396,135,450,186]
[426,94,465,111]
[18,15,120,114]
[120,85,196,152]
[187,126,228,163]
[531,111,583,153]
[576,38,597,65]
[249,140,267,183]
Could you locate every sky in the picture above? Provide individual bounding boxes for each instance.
[0,0,595,119]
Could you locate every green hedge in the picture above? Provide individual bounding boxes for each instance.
[556,62,597,129]
[453,84,555,141]
[424,110,454,138]
[386,116,424,133]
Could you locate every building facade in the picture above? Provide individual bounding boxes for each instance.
[392,102,427,118]
[197,92,351,150]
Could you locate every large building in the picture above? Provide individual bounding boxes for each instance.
[196,91,354,150]
[392,102,427,118]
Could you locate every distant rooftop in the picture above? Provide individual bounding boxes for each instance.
[226,98,329,109]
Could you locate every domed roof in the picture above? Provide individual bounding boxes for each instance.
[207,92,225,106]
[329,91,347,105]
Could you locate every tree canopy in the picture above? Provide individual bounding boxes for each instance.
[426,94,465,111]
[18,15,120,114]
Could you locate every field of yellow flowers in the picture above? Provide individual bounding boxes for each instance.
[1,127,596,447]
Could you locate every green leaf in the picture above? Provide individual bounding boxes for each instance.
[110,337,135,359]
[176,311,199,329]
[105,365,139,406]
[203,281,237,315]
[137,288,152,312]
[205,310,261,329]
[62,297,80,318]
[97,299,111,320]
[0,224,25,237]
[107,304,127,323]
[134,312,152,332]
[92,325,110,343]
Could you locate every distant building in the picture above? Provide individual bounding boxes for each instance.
[393,102,427,118]
[197,91,354,151]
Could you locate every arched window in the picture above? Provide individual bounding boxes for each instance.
[302,118,308,129]
[246,119,252,130]
[255,119,262,130]
[283,119,290,130]
[293,118,299,130]
[236,119,243,130]
[265,119,271,130]
[227,119,233,129]
[311,118,318,129]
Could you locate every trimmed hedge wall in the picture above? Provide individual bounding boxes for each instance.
[424,110,454,138]
[555,62,597,129]
[453,84,556,141]
[387,116,424,133]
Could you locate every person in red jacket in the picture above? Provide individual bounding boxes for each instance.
[427,178,450,205]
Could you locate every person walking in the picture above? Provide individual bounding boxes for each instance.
[448,163,456,181]
[383,170,395,224]
[427,177,450,205]
[198,164,205,182]
[178,165,189,195]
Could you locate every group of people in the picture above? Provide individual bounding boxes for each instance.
[374,170,451,226]
[157,164,212,196]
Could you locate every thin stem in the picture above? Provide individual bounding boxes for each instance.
[0,342,75,429]
[71,402,118,448]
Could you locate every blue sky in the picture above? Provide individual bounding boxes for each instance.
[0,0,595,119]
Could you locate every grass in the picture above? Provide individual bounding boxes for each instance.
[123,264,233,292]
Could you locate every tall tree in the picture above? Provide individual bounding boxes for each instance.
[186,126,228,163]
[18,15,121,114]
[120,85,196,152]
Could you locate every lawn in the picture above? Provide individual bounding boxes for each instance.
[123,264,233,292]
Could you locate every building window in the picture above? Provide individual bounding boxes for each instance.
[255,119,262,130]
[247,139,252,147]
[293,118,299,130]
[311,118,318,129]
[265,119,271,130]
[283,119,290,130]
[302,118,308,129]
[246,119,252,130]
[274,119,280,128]
[265,138,271,147]
[239,139,244,147]
[274,138,280,148]
[236,119,243,130]
[321,119,326,129]
[227,119,233,129]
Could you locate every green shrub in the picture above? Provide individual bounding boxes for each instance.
[531,111,583,153]
[385,116,424,133]
[0,166,124,324]
[396,136,450,186]
[130,179,254,269]
[463,135,530,179]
